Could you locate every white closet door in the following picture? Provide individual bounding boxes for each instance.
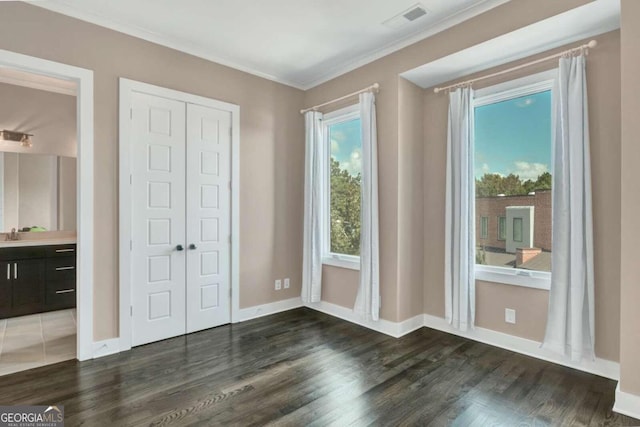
[185,103,231,333]
[131,92,187,346]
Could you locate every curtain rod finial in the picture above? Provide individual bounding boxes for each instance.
[587,40,597,49]
[372,83,380,91]
[434,87,441,94]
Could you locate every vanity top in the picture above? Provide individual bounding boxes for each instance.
[0,237,77,248]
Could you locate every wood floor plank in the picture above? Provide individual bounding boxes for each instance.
[0,308,636,426]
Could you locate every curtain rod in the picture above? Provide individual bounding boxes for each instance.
[300,83,379,114]
[433,40,597,94]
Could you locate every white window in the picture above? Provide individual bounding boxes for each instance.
[473,70,556,290]
[322,105,361,270]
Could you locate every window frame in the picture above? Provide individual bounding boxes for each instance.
[473,69,557,290]
[497,216,506,241]
[480,216,489,239]
[321,104,361,271]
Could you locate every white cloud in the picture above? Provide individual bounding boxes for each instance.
[330,139,339,155]
[481,163,490,174]
[513,161,548,181]
[515,97,536,108]
[340,148,362,176]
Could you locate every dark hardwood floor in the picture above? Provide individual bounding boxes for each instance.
[0,308,636,426]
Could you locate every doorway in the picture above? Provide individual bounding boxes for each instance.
[0,49,94,364]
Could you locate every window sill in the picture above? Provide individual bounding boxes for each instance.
[322,256,360,271]
[475,265,550,290]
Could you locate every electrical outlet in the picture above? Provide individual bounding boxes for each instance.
[275,279,282,290]
[505,308,516,324]
[284,278,290,289]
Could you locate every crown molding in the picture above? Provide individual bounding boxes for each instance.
[28,0,511,90]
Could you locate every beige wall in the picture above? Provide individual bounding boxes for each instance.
[397,77,424,320]
[0,2,305,340]
[0,82,76,158]
[304,0,592,323]
[619,0,640,395]
[423,31,622,362]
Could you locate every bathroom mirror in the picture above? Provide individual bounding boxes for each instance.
[0,152,76,232]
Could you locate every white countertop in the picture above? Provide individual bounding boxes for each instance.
[0,238,77,248]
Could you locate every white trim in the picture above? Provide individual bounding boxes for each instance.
[423,314,619,380]
[0,49,94,362]
[92,338,120,359]
[475,266,551,290]
[32,0,509,90]
[118,78,240,351]
[322,256,360,271]
[305,300,424,338]
[236,297,304,322]
[613,383,640,420]
[0,73,77,96]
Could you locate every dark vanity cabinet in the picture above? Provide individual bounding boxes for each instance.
[0,244,76,319]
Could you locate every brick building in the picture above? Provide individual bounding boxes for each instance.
[475,190,551,251]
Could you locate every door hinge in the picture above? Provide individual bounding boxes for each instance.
[130,306,133,316]
[130,107,133,120]
[130,240,133,251]
[130,174,133,185]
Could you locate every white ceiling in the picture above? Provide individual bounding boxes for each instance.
[33,0,510,89]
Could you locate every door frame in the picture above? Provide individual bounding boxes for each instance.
[118,78,240,351]
[0,49,95,361]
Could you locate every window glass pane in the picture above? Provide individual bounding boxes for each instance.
[329,118,362,256]
[498,216,506,240]
[480,217,488,239]
[513,217,523,242]
[474,89,552,272]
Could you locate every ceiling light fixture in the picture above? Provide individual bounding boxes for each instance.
[0,129,34,148]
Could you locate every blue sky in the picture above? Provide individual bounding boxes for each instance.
[474,90,552,180]
[330,118,362,176]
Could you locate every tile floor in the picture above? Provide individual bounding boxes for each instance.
[0,309,76,376]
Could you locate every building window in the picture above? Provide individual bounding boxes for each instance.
[498,216,506,241]
[473,69,555,289]
[322,105,361,270]
[513,217,523,242]
[480,217,489,239]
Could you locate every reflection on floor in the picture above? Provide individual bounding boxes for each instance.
[0,309,76,376]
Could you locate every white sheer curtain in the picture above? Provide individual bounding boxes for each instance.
[354,92,380,321]
[301,111,323,304]
[542,54,595,361]
[444,86,476,332]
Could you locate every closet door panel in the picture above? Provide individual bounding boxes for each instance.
[186,103,231,333]
[131,92,187,346]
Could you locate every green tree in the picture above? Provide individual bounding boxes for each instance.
[475,172,552,197]
[330,158,361,255]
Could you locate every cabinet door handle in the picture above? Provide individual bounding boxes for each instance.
[55,266,75,271]
[14,263,17,280]
[6,264,9,280]
[55,249,75,253]
[55,289,75,294]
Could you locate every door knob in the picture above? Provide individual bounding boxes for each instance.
[189,244,197,250]
[176,244,184,251]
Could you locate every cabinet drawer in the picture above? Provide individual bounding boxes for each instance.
[0,246,46,261]
[46,256,76,281]
[45,283,76,309]
[45,244,77,258]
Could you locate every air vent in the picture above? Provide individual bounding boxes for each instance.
[383,4,429,29]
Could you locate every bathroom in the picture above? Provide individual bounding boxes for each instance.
[0,67,77,375]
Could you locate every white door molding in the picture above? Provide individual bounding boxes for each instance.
[0,49,94,361]
[119,78,240,352]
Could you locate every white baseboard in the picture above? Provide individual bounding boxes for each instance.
[614,383,640,420]
[235,297,303,322]
[423,314,620,380]
[305,300,424,338]
[92,338,120,359]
